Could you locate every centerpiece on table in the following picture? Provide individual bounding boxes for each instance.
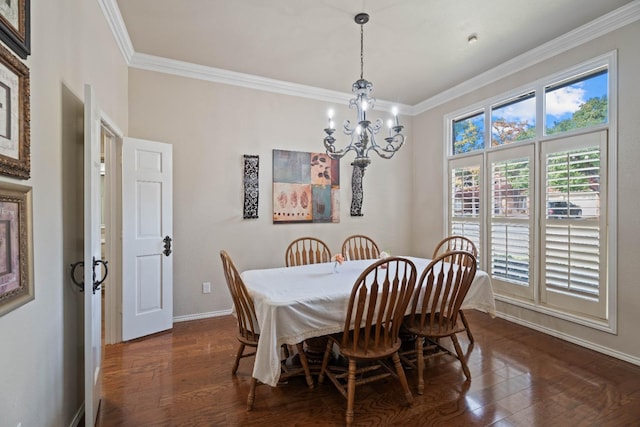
[379,250,390,268]
[331,254,344,273]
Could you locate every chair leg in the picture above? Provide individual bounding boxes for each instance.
[451,334,471,380]
[346,358,356,427]
[232,343,245,375]
[295,342,315,389]
[247,377,257,411]
[392,352,414,405]
[282,344,291,359]
[460,310,474,343]
[416,335,425,395]
[318,338,333,384]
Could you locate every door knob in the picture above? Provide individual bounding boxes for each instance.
[69,256,109,294]
[93,258,108,294]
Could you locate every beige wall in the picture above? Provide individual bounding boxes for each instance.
[127,69,414,317]
[0,0,128,426]
[412,22,640,360]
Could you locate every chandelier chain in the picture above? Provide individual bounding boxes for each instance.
[360,23,364,80]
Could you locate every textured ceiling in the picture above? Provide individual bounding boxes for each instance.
[116,0,634,105]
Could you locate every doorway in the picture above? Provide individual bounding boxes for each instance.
[100,120,122,345]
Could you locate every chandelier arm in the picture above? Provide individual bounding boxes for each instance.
[342,119,356,134]
[324,140,357,159]
[370,133,406,159]
[367,118,383,134]
[324,125,361,159]
[367,135,393,159]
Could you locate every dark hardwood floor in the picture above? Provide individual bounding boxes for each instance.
[97,311,640,426]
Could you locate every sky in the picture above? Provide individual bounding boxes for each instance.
[545,72,607,123]
[491,71,608,126]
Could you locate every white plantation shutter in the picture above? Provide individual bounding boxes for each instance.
[491,224,530,283]
[541,131,607,319]
[488,145,534,299]
[545,224,600,295]
[451,222,480,246]
[448,156,482,263]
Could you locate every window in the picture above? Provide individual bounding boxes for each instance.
[545,69,608,135]
[444,53,615,331]
[452,112,484,155]
[491,92,536,146]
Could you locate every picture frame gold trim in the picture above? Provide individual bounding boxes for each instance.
[0,181,33,317]
[0,0,30,59]
[0,41,29,179]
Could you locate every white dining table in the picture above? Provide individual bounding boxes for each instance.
[240,256,496,387]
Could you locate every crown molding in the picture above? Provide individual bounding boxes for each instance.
[129,52,415,115]
[129,52,352,105]
[99,0,639,117]
[413,0,640,115]
[98,0,134,63]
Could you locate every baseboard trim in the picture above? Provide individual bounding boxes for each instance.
[497,311,640,367]
[173,309,232,323]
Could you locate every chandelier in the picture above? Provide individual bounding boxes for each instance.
[323,13,406,216]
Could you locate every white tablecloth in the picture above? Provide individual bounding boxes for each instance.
[240,256,495,387]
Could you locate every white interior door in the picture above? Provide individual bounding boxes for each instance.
[122,137,173,341]
[83,84,104,427]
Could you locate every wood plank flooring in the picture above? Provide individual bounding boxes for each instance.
[97,311,640,426]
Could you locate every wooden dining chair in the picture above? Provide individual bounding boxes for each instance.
[401,250,477,394]
[341,234,380,260]
[285,237,331,267]
[432,235,478,343]
[220,250,314,410]
[318,257,417,427]
[284,237,332,362]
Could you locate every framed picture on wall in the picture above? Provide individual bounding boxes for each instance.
[0,0,30,59]
[0,41,29,179]
[0,181,33,317]
[272,149,340,224]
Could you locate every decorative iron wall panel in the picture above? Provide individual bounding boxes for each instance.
[243,155,259,219]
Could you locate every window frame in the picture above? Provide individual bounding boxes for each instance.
[442,51,617,333]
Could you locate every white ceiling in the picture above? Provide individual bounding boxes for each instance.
[115,0,635,106]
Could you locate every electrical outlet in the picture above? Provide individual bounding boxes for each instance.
[202,282,211,294]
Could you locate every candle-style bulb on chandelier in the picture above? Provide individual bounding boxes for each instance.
[323,13,406,216]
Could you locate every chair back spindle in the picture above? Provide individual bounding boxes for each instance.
[285,237,331,267]
[341,234,380,260]
[433,235,478,259]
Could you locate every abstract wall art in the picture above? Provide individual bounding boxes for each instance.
[272,149,339,223]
